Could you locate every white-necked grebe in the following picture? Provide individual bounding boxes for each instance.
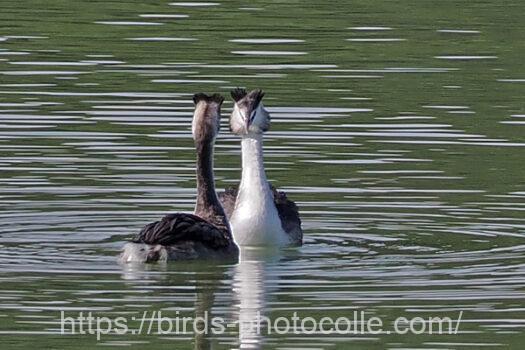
[219,88,302,247]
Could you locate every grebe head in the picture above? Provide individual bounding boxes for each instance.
[230,88,270,135]
[192,93,224,144]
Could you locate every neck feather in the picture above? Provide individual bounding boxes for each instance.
[240,134,270,193]
[194,140,227,227]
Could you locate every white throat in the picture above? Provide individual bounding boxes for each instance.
[240,134,269,195]
[230,133,289,246]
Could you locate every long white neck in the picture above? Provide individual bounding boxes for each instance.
[231,133,289,246]
[239,134,271,197]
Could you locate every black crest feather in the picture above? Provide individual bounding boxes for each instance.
[193,93,208,104]
[193,93,224,105]
[231,88,247,102]
[209,93,224,105]
[247,89,265,109]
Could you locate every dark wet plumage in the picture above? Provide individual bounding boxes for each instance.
[120,92,238,263]
[132,213,230,249]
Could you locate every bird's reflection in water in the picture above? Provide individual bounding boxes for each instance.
[193,267,221,350]
[118,248,291,350]
[119,260,234,350]
[233,247,283,350]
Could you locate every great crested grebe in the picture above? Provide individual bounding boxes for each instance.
[219,88,303,247]
[119,93,239,263]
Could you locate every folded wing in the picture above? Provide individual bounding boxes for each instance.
[132,213,230,249]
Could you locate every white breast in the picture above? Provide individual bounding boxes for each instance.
[230,183,290,246]
[231,134,291,247]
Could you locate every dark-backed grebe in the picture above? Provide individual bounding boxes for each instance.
[120,93,239,263]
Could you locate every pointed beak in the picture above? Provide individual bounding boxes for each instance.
[244,110,253,132]
[245,115,251,132]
